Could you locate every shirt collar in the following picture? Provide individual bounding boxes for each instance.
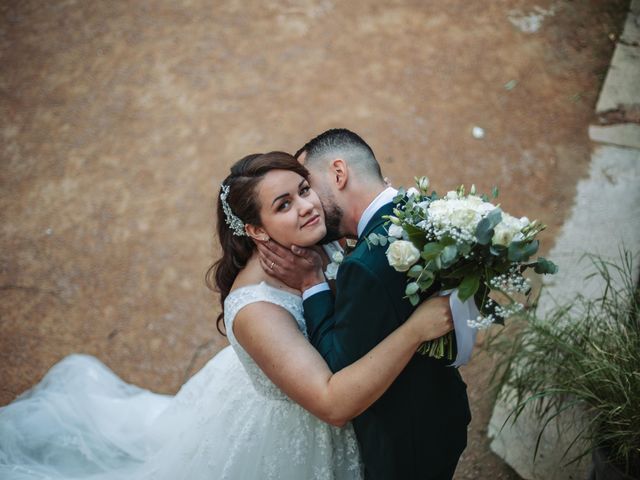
[357,187,398,238]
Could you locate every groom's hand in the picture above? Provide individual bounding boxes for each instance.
[256,240,325,292]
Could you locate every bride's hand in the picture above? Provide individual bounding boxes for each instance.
[256,239,325,292]
[407,295,454,342]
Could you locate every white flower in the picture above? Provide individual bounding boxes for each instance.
[386,240,421,272]
[331,251,344,263]
[492,213,527,246]
[406,187,420,198]
[417,200,431,213]
[423,195,503,245]
[449,208,480,231]
[325,261,339,280]
[388,224,404,239]
[417,176,430,193]
[445,190,459,200]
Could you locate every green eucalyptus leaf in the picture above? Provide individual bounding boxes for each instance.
[405,282,420,296]
[508,240,539,262]
[440,236,456,246]
[418,275,434,291]
[409,294,420,306]
[440,245,458,267]
[407,264,423,278]
[476,208,502,245]
[421,242,443,261]
[534,257,559,274]
[458,273,480,301]
[458,242,472,256]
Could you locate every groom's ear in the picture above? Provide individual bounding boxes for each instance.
[330,158,348,191]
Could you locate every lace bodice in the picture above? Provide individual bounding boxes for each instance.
[224,282,306,399]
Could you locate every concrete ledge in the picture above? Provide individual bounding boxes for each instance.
[589,123,640,149]
[595,43,640,113]
[620,0,640,45]
[489,145,640,479]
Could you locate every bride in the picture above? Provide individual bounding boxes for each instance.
[0,151,453,479]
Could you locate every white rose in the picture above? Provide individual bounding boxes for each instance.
[325,261,339,280]
[388,224,404,239]
[406,187,419,198]
[386,240,421,272]
[450,207,481,231]
[492,213,524,246]
[445,191,459,200]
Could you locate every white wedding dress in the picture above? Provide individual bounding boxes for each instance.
[0,282,362,479]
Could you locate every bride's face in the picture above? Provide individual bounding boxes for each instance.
[252,169,326,248]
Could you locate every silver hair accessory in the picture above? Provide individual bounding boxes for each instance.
[220,183,247,237]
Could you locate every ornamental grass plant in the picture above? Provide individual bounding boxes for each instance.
[491,251,640,477]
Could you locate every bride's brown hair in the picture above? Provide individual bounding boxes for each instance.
[206,152,310,334]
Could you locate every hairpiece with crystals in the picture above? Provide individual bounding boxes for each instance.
[220,183,247,237]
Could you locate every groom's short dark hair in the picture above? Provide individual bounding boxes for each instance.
[295,128,383,181]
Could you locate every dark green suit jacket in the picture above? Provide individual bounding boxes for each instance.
[303,202,471,480]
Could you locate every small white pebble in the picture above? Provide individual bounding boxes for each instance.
[472,126,485,139]
[45,228,53,235]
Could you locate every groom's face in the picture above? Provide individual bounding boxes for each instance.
[298,151,344,243]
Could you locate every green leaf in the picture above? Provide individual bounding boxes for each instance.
[367,233,379,246]
[409,294,420,306]
[407,264,423,278]
[458,242,471,256]
[508,240,539,262]
[476,208,502,245]
[421,242,443,261]
[440,236,456,246]
[458,273,480,301]
[379,236,388,246]
[440,245,458,267]
[534,257,558,274]
[405,282,419,296]
[426,257,442,271]
[405,224,427,249]
[492,186,499,198]
[441,262,479,280]
[489,244,507,256]
[418,275,434,291]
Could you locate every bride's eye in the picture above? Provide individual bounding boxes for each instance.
[300,185,311,196]
[277,199,291,211]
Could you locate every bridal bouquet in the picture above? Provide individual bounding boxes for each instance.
[367,177,558,359]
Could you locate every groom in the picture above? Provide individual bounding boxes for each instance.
[259,129,471,479]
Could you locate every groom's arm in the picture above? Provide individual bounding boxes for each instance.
[303,258,400,373]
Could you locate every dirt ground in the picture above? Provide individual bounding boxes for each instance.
[0,1,628,478]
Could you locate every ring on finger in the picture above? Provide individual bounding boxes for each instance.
[270,261,275,269]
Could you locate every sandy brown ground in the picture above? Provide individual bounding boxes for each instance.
[0,1,628,478]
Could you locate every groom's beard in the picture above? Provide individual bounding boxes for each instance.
[320,201,344,244]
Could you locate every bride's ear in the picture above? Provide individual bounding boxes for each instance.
[245,224,270,242]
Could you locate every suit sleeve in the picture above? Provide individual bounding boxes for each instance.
[302,258,401,373]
